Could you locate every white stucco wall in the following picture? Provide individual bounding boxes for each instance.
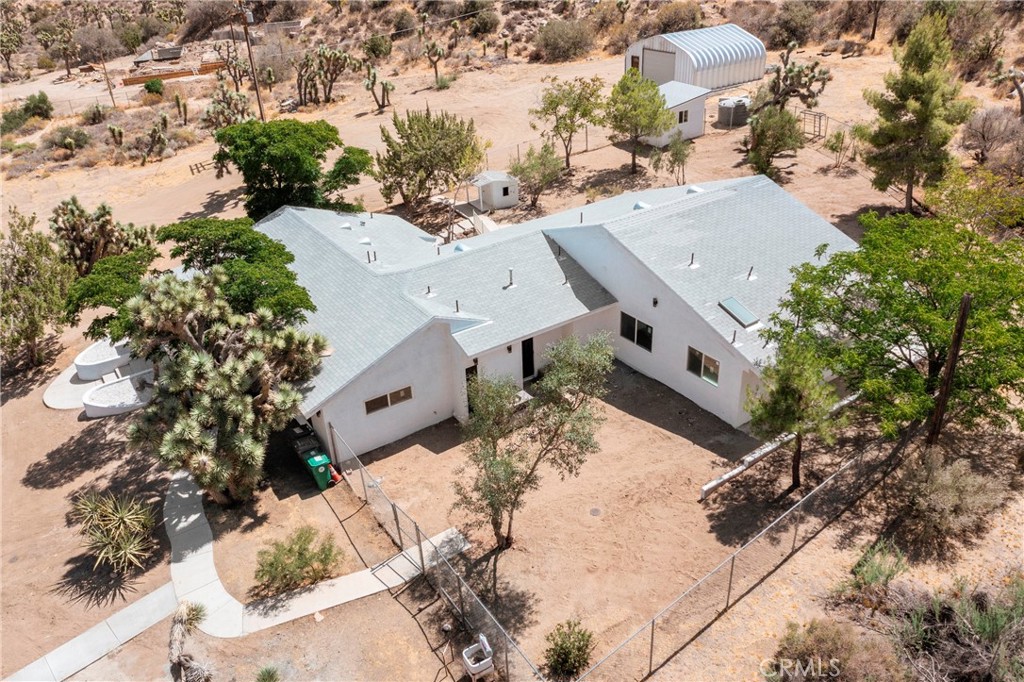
[644,98,707,147]
[479,181,519,211]
[550,228,757,427]
[312,321,456,459]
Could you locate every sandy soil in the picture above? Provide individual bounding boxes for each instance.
[0,319,171,677]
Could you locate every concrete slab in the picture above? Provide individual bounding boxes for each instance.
[170,555,219,596]
[44,621,120,681]
[42,365,100,411]
[105,582,177,642]
[6,657,56,682]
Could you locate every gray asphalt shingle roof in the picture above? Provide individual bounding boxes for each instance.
[659,81,711,109]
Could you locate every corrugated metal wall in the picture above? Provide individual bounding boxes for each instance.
[624,24,766,91]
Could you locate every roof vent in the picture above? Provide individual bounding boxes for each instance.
[425,285,436,298]
[454,243,471,253]
[687,185,705,194]
[358,237,372,245]
[339,222,352,230]
[688,252,699,269]
[633,201,652,210]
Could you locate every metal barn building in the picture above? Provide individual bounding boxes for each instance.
[624,23,766,91]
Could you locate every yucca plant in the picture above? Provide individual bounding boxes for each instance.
[169,600,211,682]
[72,491,156,574]
[255,667,281,682]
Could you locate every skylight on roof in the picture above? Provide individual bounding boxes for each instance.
[719,297,759,328]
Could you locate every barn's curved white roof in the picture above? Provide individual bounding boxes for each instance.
[663,23,766,71]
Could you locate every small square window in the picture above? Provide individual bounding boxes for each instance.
[702,356,719,386]
[631,56,640,69]
[678,110,689,124]
[687,347,719,386]
[389,386,413,405]
[636,321,654,352]
[502,186,510,197]
[687,347,703,375]
[365,395,389,414]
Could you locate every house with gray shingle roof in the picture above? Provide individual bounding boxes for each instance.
[254,175,856,458]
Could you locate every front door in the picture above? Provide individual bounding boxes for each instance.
[521,338,535,380]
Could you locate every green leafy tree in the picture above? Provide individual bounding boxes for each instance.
[65,247,157,340]
[529,75,605,169]
[746,339,840,489]
[214,119,372,220]
[374,108,488,214]
[925,167,1024,237]
[49,197,155,278]
[126,270,326,504]
[544,620,596,680]
[0,0,25,72]
[157,218,316,323]
[747,106,805,179]
[766,213,1024,438]
[508,142,563,208]
[453,334,614,550]
[605,69,674,174]
[649,131,693,185]
[0,208,75,367]
[856,14,974,212]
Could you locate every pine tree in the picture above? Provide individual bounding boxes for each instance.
[857,14,974,212]
[605,69,674,174]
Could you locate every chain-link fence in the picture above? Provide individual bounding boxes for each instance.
[329,425,544,681]
[577,443,906,681]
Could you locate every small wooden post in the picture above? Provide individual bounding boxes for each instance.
[648,618,656,674]
[392,502,403,549]
[416,522,426,572]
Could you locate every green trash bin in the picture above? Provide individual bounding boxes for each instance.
[303,452,334,491]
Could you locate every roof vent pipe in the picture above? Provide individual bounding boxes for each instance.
[508,268,514,287]
[437,245,441,256]
[455,300,460,313]
[580,212,584,224]
[426,285,431,295]
[731,330,737,344]
[366,251,371,264]
[747,266,755,280]
[373,250,377,262]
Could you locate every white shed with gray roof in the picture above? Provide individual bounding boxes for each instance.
[255,176,855,458]
[471,170,519,211]
[644,81,711,146]
[625,23,766,91]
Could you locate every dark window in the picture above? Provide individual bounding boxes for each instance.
[678,110,688,124]
[636,321,654,351]
[365,386,413,414]
[620,312,636,341]
[687,347,719,386]
[364,395,390,414]
[620,312,654,352]
[630,55,640,69]
[502,186,510,197]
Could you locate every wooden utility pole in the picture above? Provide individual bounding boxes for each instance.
[926,292,972,445]
[238,2,265,122]
[99,50,116,108]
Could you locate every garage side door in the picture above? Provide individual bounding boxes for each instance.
[642,48,675,85]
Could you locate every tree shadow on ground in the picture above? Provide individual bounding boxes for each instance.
[831,203,896,243]
[0,336,63,406]
[577,161,654,197]
[176,185,245,221]
[815,163,859,179]
[52,553,141,609]
[22,413,135,490]
[601,363,761,462]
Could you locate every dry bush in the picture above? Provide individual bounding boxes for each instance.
[650,1,702,34]
[141,92,164,107]
[4,157,37,179]
[889,2,925,44]
[18,115,48,135]
[75,26,128,64]
[960,107,1024,165]
[178,0,235,43]
[764,620,908,682]
[948,2,1006,80]
[811,1,872,42]
[535,19,593,62]
[896,452,1006,560]
[725,1,780,48]
[589,0,620,35]
[266,0,313,22]
[74,147,104,168]
[604,22,639,55]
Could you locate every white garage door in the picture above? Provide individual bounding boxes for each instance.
[642,48,675,85]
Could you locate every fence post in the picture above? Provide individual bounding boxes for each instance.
[725,554,736,609]
[504,641,510,680]
[392,502,403,549]
[357,462,368,500]
[648,617,656,675]
[416,522,426,572]
[458,578,467,620]
[791,501,802,554]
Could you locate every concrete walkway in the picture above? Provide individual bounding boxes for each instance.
[8,471,467,681]
[165,470,468,637]
[7,582,177,682]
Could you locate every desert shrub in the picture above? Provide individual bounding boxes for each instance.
[397,36,424,63]
[889,2,925,44]
[254,525,342,596]
[44,125,90,152]
[947,2,1005,78]
[589,0,621,34]
[144,78,164,96]
[0,138,35,156]
[837,539,907,612]
[4,156,36,179]
[363,34,393,61]
[770,1,816,48]
[435,74,456,90]
[888,575,1024,680]
[75,25,128,63]
[114,21,144,52]
[255,668,281,682]
[72,491,157,574]
[80,103,111,126]
[37,54,56,71]
[899,455,1006,557]
[19,115,47,134]
[169,127,199,149]
[23,92,53,119]
[764,620,907,681]
[726,1,780,48]
[141,92,164,107]
[391,8,417,36]
[178,0,235,43]
[469,10,500,37]
[812,1,872,42]
[267,0,312,22]
[75,147,104,168]
[535,19,593,62]
[544,620,595,680]
[651,1,702,34]
[960,107,1024,165]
